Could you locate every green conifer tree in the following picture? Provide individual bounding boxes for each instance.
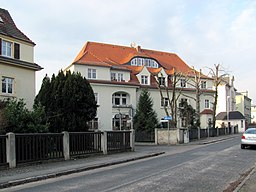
[133,89,159,133]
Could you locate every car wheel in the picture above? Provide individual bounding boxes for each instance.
[241,144,245,149]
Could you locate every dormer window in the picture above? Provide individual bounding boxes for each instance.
[158,77,165,86]
[141,75,148,85]
[130,57,159,68]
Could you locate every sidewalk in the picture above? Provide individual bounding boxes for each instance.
[0,134,252,191]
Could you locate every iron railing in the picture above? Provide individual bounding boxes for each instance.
[107,131,131,152]
[189,129,198,140]
[135,130,155,142]
[15,133,64,164]
[69,132,102,157]
[200,129,208,138]
[0,135,7,166]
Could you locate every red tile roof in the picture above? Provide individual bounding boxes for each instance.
[71,41,212,85]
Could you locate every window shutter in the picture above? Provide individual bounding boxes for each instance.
[0,38,2,55]
[14,43,20,59]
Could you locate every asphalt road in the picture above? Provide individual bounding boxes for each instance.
[2,137,256,192]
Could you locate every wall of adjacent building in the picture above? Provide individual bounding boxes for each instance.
[0,63,36,109]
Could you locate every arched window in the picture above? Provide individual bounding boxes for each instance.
[130,58,159,68]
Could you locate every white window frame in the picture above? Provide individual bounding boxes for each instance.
[158,77,165,86]
[201,81,207,89]
[117,73,124,81]
[111,72,116,81]
[2,40,12,57]
[88,68,96,79]
[2,77,14,94]
[180,79,186,88]
[141,75,148,85]
[161,97,169,107]
[205,99,210,109]
[112,93,127,106]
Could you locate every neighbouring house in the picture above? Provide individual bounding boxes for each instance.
[0,8,42,109]
[64,41,215,131]
[216,111,245,133]
[216,76,236,116]
[236,91,251,127]
[251,105,256,124]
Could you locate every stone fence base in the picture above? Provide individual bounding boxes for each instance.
[155,128,188,145]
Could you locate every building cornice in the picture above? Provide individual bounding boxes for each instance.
[0,56,43,71]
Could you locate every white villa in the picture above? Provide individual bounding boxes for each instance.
[64,42,215,131]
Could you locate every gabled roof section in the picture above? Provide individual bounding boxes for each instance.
[216,111,245,120]
[0,8,35,45]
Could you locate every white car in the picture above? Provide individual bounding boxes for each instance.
[241,128,256,149]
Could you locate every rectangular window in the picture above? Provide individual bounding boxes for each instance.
[2,77,14,94]
[118,73,124,81]
[14,43,20,59]
[158,77,165,86]
[201,81,207,89]
[112,93,127,106]
[88,68,96,79]
[111,72,116,81]
[2,40,12,57]
[241,120,243,128]
[141,75,148,85]
[205,99,210,108]
[161,97,169,107]
[180,79,186,88]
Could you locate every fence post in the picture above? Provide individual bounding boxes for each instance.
[6,132,16,168]
[101,131,107,155]
[62,131,70,160]
[197,127,200,140]
[130,129,135,151]
[155,128,158,145]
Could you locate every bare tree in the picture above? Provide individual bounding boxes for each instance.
[208,64,228,129]
[156,69,189,128]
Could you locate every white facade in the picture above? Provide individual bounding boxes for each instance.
[216,76,236,115]
[65,42,215,131]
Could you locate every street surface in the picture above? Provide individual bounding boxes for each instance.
[1,136,256,192]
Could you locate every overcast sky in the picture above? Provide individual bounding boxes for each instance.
[2,0,256,103]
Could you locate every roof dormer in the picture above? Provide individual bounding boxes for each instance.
[130,57,160,68]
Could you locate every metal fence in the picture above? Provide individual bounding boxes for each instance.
[15,133,64,164]
[70,132,102,156]
[0,135,7,166]
[107,131,131,152]
[200,129,208,138]
[135,130,155,142]
[189,129,198,140]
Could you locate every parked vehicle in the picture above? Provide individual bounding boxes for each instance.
[241,128,256,149]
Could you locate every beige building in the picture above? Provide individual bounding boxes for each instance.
[65,42,215,131]
[0,8,42,109]
[236,91,251,127]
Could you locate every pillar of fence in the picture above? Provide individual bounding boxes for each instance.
[130,129,135,151]
[101,131,107,155]
[62,131,70,160]
[6,132,16,168]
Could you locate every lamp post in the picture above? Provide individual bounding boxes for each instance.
[227,96,230,131]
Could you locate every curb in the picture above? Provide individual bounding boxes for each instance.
[0,152,165,189]
[194,135,239,145]
[233,164,256,192]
